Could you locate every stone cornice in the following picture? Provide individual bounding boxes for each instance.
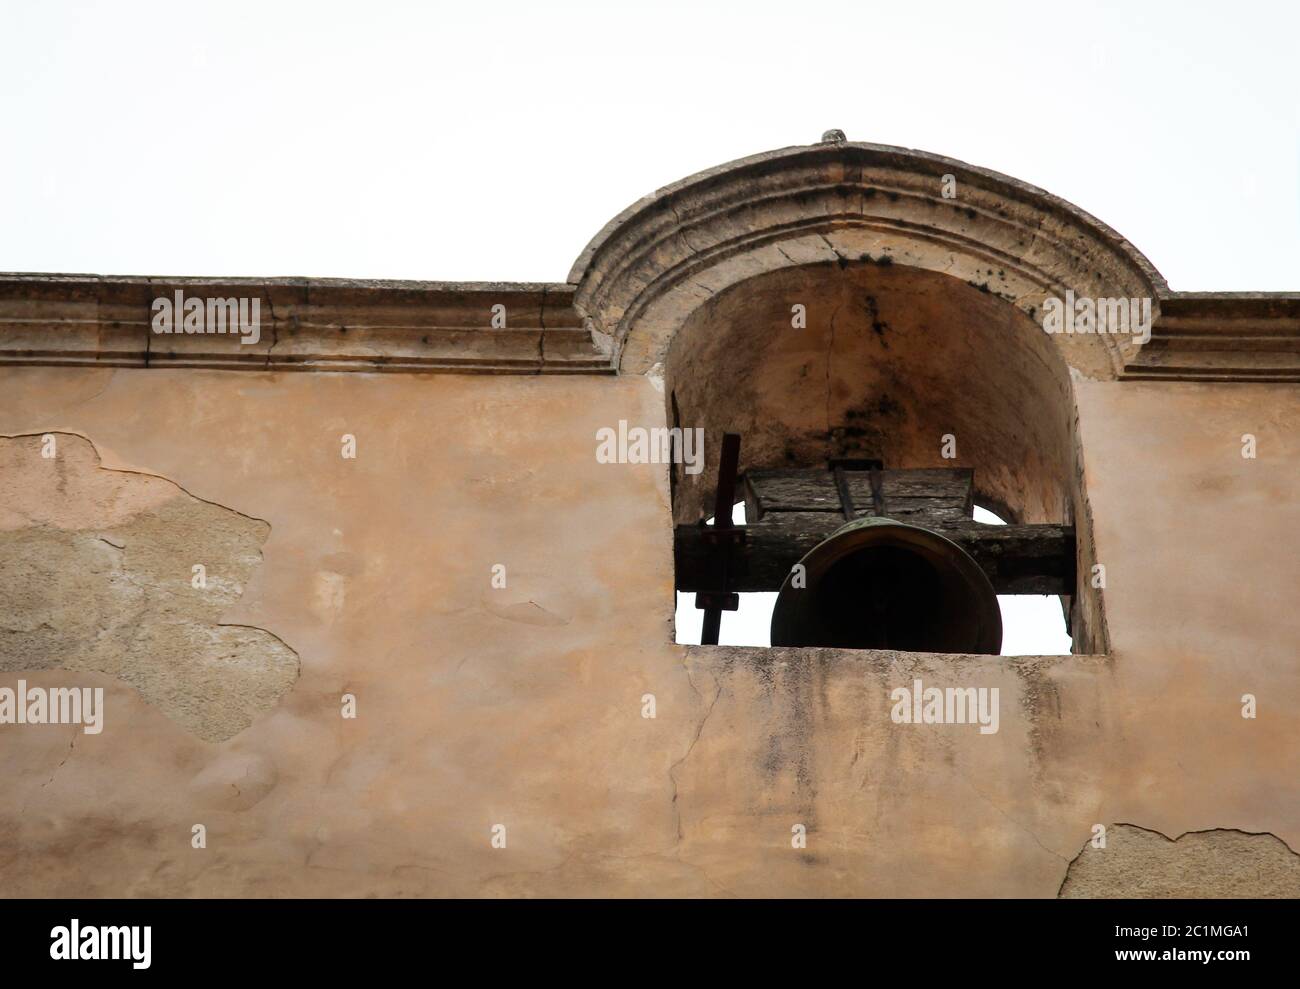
[0,274,614,375]
[2,143,1296,384]
[1124,293,1300,383]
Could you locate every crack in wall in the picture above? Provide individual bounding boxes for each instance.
[668,662,721,844]
[954,769,1071,866]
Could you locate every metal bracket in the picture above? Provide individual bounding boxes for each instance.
[828,457,886,519]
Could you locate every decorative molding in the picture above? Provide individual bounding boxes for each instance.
[1124,293,1300,383]
[0,275,614,375]
[569,141,1166,378]
[2,147,1295,385]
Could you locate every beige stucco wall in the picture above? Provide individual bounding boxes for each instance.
[1,367,1297,896]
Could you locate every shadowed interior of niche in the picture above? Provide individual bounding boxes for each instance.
[666,259,1097,654]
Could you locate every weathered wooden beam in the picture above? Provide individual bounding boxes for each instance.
[675,517,1076,595]
[698,433,742,645]
[745,468,974,521]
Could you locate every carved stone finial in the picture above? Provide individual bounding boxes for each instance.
[820,129,847,144]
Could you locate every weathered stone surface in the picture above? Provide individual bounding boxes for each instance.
[1124,293,1300,382]
[0,276,611,375]
[1060,825,1300,898]
[0,365,1293,898]
[570,142,1165,379]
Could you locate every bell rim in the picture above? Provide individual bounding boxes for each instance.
[769,515,1003,654]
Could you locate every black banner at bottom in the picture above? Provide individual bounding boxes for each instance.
[0,898,1284,976]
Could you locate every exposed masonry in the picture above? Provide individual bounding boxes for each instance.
[0,433,298,741]
[1059,824,1300,898]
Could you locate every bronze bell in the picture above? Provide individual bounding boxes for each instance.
[770,517,1003,654]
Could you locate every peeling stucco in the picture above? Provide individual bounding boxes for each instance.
[0,432,299,742]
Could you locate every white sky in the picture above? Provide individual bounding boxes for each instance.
[3,0,1297,288]
[4,1,1294,654]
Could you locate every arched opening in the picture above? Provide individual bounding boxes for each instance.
[572,142,1152,656]
[664,258,1100,653]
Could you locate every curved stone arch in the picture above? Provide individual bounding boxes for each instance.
[570,141,1166,378]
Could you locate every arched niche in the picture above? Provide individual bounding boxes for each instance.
[571,142,1162,654]
[664,260,1073,523]
[664,259,1107,651]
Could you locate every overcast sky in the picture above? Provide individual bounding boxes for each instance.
[3,0,1297,289]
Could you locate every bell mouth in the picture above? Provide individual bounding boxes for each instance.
[769,517,1002,654]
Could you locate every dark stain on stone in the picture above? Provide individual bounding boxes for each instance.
[863,294,891,342]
